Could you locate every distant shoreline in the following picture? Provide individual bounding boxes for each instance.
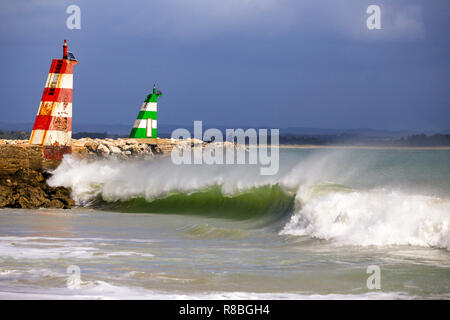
[245,144,450,150]
[276,144,450,150]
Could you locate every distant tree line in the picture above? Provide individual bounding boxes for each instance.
[0,130,30,140]
[71,132,126,139]
[397,134,450,146]
[279,133,450,146]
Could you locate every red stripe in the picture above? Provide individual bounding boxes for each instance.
[48,59,77,74]
[41,88,73,103]
[32,115,72,132]
[32,115,53,131]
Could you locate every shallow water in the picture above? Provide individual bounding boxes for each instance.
[0,149,449,299]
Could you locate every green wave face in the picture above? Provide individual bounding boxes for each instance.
[94,185,295,222]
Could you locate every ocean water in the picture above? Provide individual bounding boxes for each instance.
[0,148,449,299]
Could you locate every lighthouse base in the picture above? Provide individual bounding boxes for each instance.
[129,127,157,139]
[43,145,72,161]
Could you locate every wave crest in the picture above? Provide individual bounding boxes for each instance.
[281,185,450,250]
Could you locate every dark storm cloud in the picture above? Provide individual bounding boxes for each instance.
[0,0,449,130]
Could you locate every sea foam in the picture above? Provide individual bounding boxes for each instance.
[281,185,450,250]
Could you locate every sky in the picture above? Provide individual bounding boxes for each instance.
[0,0,449,131]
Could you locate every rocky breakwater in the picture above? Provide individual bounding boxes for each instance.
[72,138,168,159]
[0,138,177,210]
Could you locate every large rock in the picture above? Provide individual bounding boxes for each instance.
[0,168,74,209]
[84,141,99,153]
[96,144,110,156]
[0,185,13,207]
[108,145,122,154]
[121,144,134,152]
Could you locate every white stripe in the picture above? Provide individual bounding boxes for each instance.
[37,102,72,117]
[30,130,72,145]
[43,130,72,146]
[133,119,146,129]
[146,119,153,137]
[45,73,73,89]
[140,102,157,112]
[30,130,45,145]
[133,119,157,129]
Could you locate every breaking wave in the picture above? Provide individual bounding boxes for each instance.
[92,185,294,222]
[48,152,450,250]
[280,184,450,250]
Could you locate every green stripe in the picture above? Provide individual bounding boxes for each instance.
[144,94,159,103]
[129,127,157,138]
[137,111,157,120]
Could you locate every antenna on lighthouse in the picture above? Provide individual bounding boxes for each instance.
[63,39,68,59]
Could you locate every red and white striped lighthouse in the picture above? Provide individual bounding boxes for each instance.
[29,40,78,160]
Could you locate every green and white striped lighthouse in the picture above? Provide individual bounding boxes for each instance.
[129,85,162,138]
